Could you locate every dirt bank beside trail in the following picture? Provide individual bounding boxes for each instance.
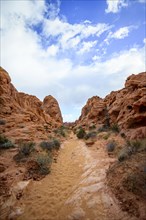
[6,134,139,220]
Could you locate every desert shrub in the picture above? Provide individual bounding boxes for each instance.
[0,135,14,149]
[53,139,61,150]
[76,127,86,139]
[13,142,35,162]
[40,139,61,151]
[85,131,97,140]
[140,139,146,151]
[54,126,66,137]
[0,119,6,125]
[118,148,130,162]
[97,125,108,133]
[122,172,146,198]
[123,174,137,193]
[36,155,52,175]
[120,132,126,138]
[126,139,143,154]
[19,142,35,156]
[89,124,96,130]
[103,132,111,140]
[106,141,116,152]
[40,141,54,151]
[111,123,120,133]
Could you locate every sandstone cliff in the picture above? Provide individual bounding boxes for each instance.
[76,72,146,139]
[0,67,63,142]
[77,96,106,127]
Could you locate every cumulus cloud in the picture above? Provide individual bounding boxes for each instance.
[1,0,46,29]
[110,27,130,39]
[43,18,112,50]
[105,0,128,13]
[78,41,97,54]
[104,26,135,45]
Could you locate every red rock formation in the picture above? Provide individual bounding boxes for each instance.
[0,67,63,142]
[77,72,146,139]
[77,96,106,128]
[43,95,63,124]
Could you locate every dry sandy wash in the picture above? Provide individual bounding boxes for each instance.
[7,133,138,220]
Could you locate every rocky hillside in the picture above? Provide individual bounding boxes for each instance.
[0,67,63,142]
[76,72,146,139]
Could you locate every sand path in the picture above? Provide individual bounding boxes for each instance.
[14,133,137,220]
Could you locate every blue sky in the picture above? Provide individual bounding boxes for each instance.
[1,0,146,122]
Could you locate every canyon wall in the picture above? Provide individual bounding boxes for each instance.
[76,72,146,139]
[0,67,63,142]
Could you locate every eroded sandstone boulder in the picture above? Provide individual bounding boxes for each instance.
[77,96,106,128]
[0,67,63,142]
[77,72,146,139]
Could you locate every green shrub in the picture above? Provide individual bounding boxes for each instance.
[118,148,129,162]
[53,126,66,137]
[40,139,61,151]
[120,132,126,138]
[76,127,86,139]
[19,142,35,156]
[89,124,96,130]
[111,123,120,133]
[103,133,111,140]
[106,141,116,152]
[97,125,109,133]
[126,139,143,154]
[40,141,53,151]
[13,142,35,162]
[36,155,52,175]
[0,135,14,149]
[85,131,97,140]
[53,139,61,150]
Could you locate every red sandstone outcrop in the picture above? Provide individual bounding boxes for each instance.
[77,96,106,128]
[43,95,63,124]
[0,67,63,142]
[77,72,146,139]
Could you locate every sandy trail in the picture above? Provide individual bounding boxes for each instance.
[13,134,137,220]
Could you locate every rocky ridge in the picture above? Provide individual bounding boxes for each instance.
[76,72,146,139]
[0,67,63,142]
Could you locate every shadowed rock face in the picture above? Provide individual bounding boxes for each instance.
[0,67,63,142]
[76,72,146,139]
[77,96,106,128]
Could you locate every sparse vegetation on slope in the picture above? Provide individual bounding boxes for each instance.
[76,127,86,139]
[0,135,15,149]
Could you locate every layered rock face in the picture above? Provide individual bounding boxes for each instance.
[77,96,106,127]
[77,72,146,139]
[0,67,63,142]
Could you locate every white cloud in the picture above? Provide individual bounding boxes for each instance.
[46,45,59,56]
[1,0,46,29]
[1,0,145,122]
[78,41,97,54]
[43,18,112,50]
[105,0,128,13]
[92,55,101,61]
[104,26,135,45]
[110,27,130,39]
[83,20,92,24]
